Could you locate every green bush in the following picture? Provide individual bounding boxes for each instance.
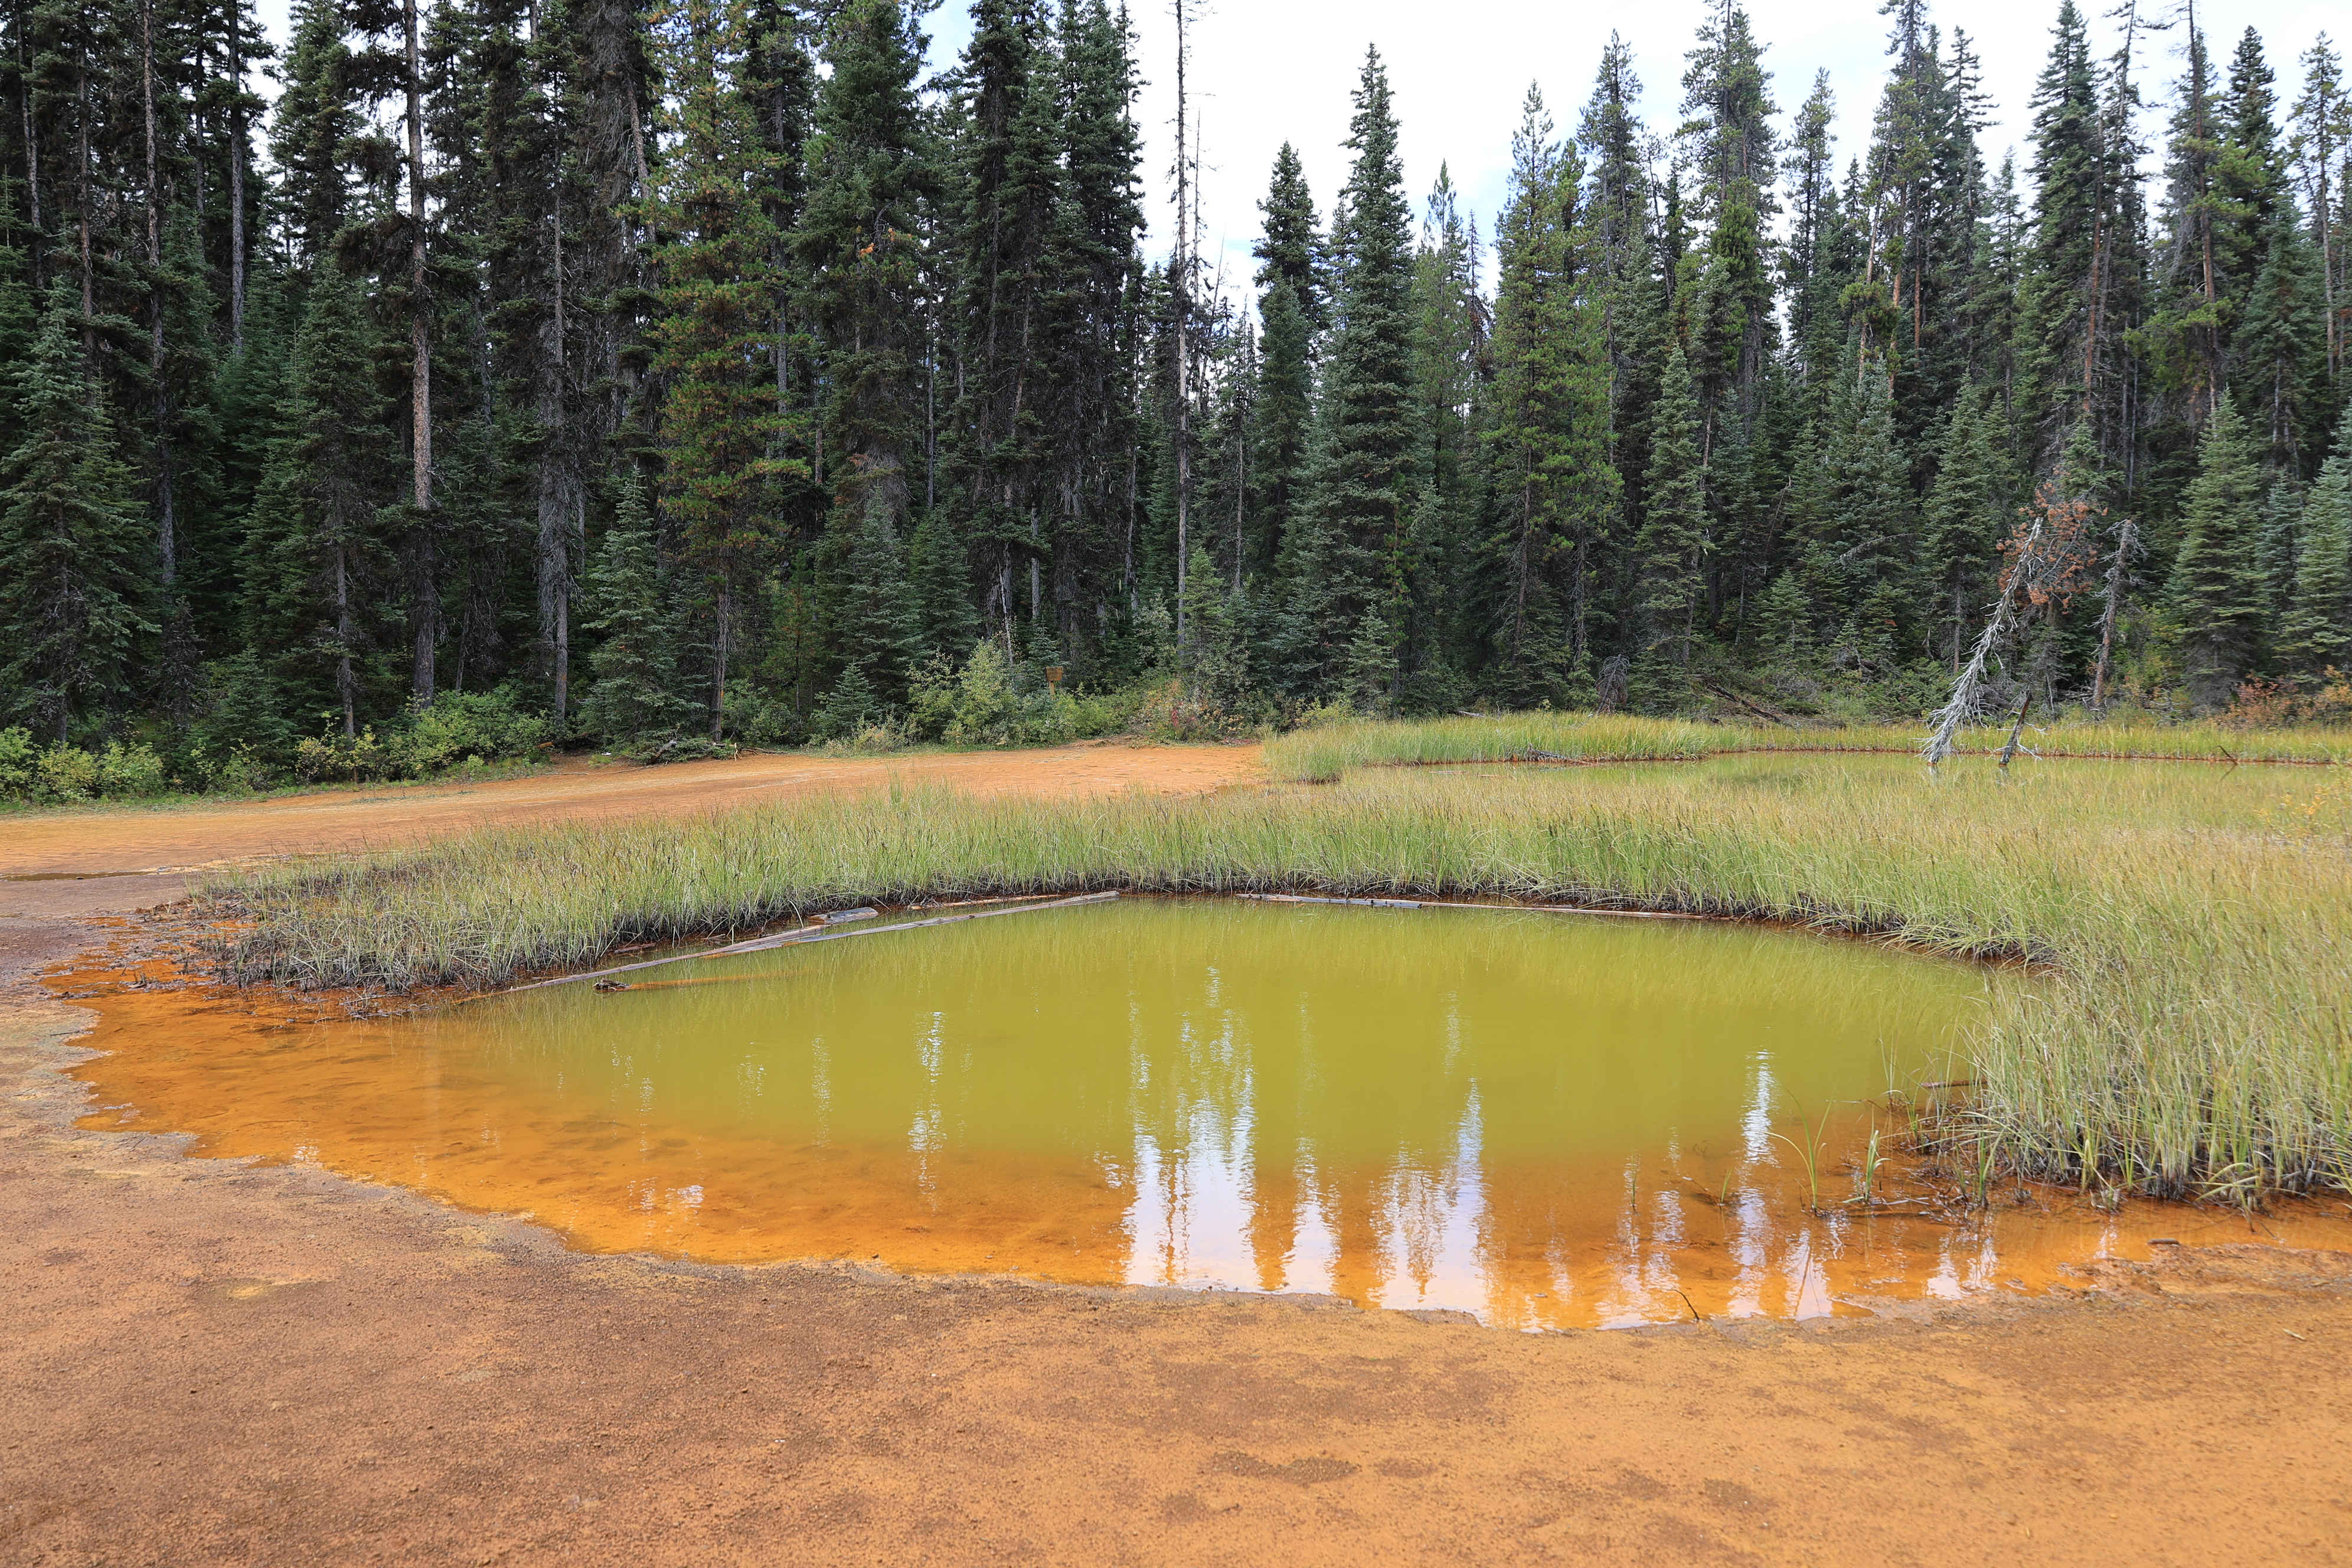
[388,687,553,775]
[93,740,169,797]
[188,741,276,795]
[0,731,172,803]
[295,727,395,783]
[906,642,1124,747]
[34,744,98,800]
[0,727,35,798]
[293,690,553,785]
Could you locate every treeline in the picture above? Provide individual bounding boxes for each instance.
[2,0,2350,789]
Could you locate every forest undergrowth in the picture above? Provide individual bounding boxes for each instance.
[201,716,2351,1208]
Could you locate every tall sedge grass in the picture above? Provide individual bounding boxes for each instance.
[1262,711,2352,782]
[200,755,2350,1206]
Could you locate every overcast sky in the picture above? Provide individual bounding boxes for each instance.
[251,0,2343,289]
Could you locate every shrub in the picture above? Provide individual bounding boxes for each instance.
[906,641,1127,748]
[295,727,394,783]
[388,687,552,775]
[0,727,35,798]
[35,744,98,800]
[188,741,277,795]
[1133,678,1249,742]
[93,740,169,797]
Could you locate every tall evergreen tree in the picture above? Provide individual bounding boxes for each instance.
[243,265,394,737]
[1636,340,1709,678]
[647,0,799,739]
[1255,141,1327,332]
[0,283,150,740]
[1275,48,1417,698]
[1481,86,1612,701]
[2170,398,2268,704]
[2279,410,2352,676]
[797,0,933,693]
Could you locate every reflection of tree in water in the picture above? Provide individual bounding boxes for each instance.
[364,899,1992,1318]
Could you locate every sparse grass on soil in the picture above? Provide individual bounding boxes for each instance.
[1259,711,2352,782]
[201,716,2350,1208]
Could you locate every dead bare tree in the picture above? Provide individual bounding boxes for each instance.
[1923,471,2105,766]
[1922,518,2037,767]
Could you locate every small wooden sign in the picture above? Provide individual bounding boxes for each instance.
[1046,665,1064,689]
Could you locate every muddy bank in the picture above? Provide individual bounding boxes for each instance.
[9,953,2352,1564]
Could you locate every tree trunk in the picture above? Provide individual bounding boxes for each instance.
[76,43,93,368]
[336,544,357,739]
[228,7,245,348]
[142,0,173,594]
[406,0,436,701]
[709,580,730,742]
[18,20,40,290]
[2091,519,2135,713]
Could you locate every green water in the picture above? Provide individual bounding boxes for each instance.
[389,896,1986,1321]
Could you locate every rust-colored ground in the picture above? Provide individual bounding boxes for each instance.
[6,746,2350,1564]
[1,741,1263,894]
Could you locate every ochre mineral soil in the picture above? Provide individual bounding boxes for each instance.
[5,744,2349,1565]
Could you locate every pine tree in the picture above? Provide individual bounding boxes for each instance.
[1276,48,1417,698]
[1808,355,1916,667]
[1922,385,2008,667]
[1407,164,1482,686]
[1250,278,1312,579]
[577,473,691,746]
[833,487,919,694]
[907,506,977,665]
[1255,142,1327,333]
[2170,399,2268,705]
[2279,411,2352,677]
[2014,0,2110,462]
[1636,341,1708,676]
[1678,0,1778,442]
[0,283,151,741]
[1481,86,1612,703]
[243,265,394,738]
[797,0,933,682]
[647,0,800,740]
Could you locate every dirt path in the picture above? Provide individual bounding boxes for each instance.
[5,747,2350,1564]
[0,742,1262,920]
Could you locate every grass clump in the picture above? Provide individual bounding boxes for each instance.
[202,753,2350,1208]
[1262,711,2352,783]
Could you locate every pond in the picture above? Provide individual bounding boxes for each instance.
[72,895,2307,1327]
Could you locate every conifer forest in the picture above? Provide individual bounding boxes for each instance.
[3,0,2351,789]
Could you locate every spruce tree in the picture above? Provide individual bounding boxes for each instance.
[647,0,798,740]
[1678,0,1778,440]
[1255,142,1327,333]
[1250,279,1312,579]
[797,0,933,682]
[2170,400,2268,706]
[1808,355,1916,667]
[242,265,393,738]
[2279,413,2352,678]
[2013,0,2109,461]
[1636,341,1708,678]
[1482,86,1612,703]
[0,283,151,741]
[1276,48,1417,698]
[577,473,691,747]
[1922,386,2008,669]
[907,507,977,665]
[833,491,919,695]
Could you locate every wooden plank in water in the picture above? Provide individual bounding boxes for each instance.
[476,891,1122,1001]
[1237,892,1704,921]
